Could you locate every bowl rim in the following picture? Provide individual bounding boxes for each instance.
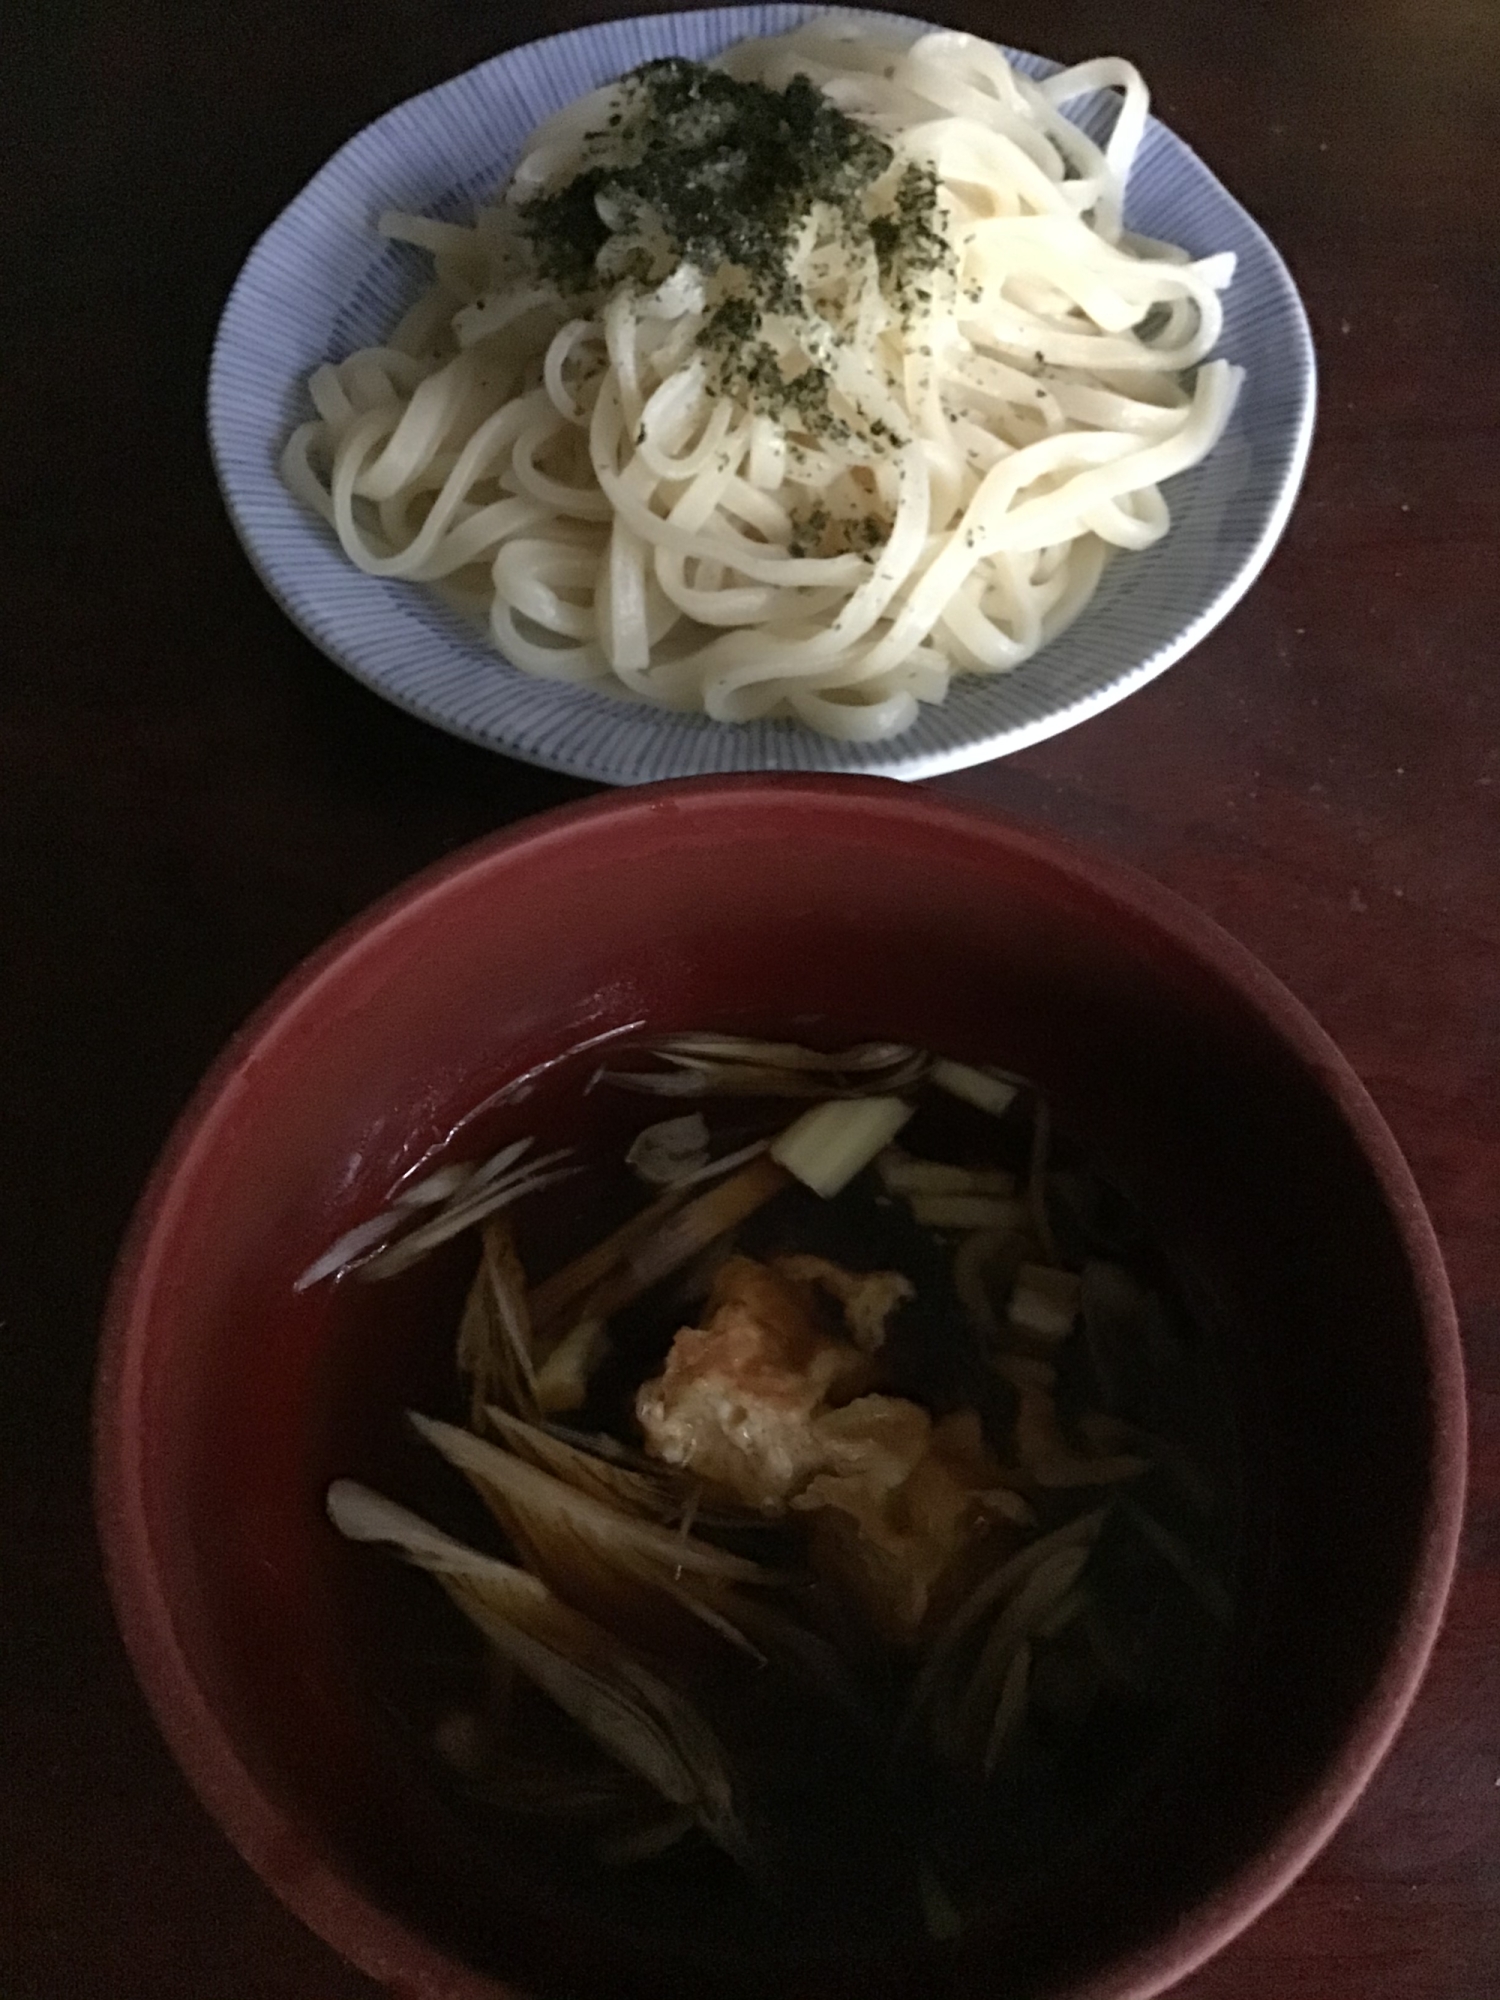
[94,774,1464,2000]
[206,2,1318,787]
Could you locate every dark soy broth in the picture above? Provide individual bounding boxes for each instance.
[323,1028,1243,1973]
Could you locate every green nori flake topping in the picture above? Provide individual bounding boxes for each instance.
[870,160,953,313]
[518,59,951,436]
[521,63,892,294]
[522,166,613,289]
[787,501,890,559]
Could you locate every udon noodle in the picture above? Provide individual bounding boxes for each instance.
[283,20,1242,741]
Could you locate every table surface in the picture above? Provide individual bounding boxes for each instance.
[4,2,1497,1995]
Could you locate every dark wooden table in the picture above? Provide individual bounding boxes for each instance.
[4,2,1497,1995]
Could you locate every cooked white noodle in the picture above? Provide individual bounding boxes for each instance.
[283,21,1242,742]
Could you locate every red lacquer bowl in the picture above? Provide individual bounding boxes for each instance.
[94,776,1464,2000]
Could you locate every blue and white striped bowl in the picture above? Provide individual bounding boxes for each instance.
[208,5,1315,785]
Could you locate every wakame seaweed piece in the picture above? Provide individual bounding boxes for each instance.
[1046,1168,1151,1266]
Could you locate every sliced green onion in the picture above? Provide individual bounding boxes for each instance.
[928,1059,1019,1119]
[1008,1263,1082,1340]
[908,1193,1030,1232]
[626,1114,711,1187]
[878,1151,1017,1197]
[770,1096,914,1197]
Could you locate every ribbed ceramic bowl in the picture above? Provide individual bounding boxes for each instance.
[208,5,1316,784]
[96,778,1461,2000]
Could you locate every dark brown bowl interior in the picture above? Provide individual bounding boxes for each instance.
[96,777,1463,2000]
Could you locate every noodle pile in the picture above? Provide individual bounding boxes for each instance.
[283,21,1243,742]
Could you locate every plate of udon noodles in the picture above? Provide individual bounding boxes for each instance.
[209,6,1315,783]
